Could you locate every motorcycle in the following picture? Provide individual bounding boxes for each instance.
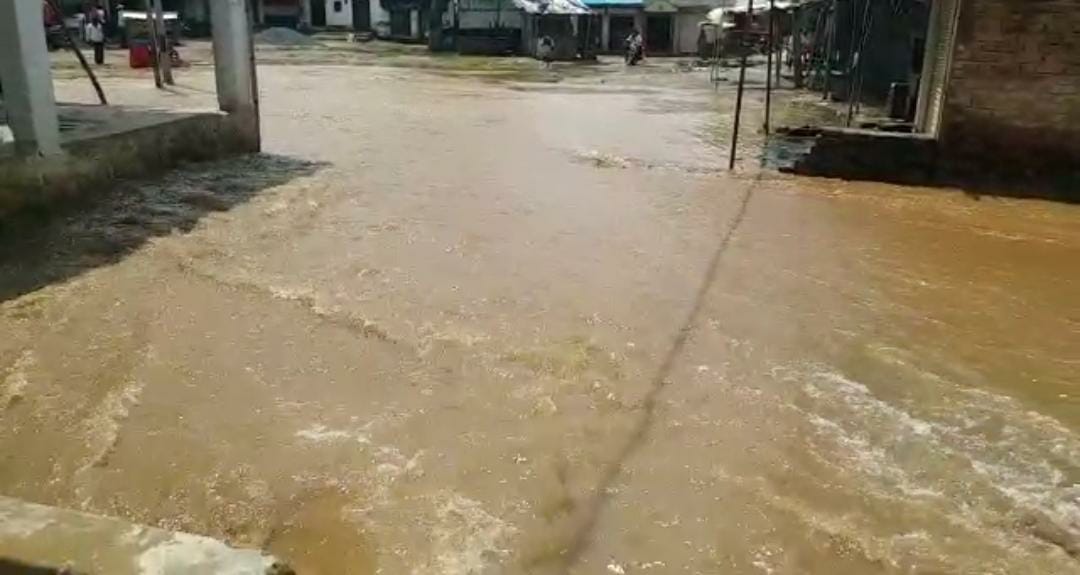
[625,37,644,66]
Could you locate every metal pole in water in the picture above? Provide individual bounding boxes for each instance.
[764,0,774,135]
[147,3,163,88]
[792,6,803,88]
[151,0,173,85]
[729,0,754,170]
[822,0,836,100]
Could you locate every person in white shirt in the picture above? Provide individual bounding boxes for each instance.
[86,17,106,65]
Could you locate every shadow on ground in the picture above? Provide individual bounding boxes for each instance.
[0,559,79,575]
[0,154,324,303]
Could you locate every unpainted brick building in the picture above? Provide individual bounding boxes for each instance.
[922,0,1080,182]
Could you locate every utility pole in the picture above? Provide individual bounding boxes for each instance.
[146,3,163,87]
[45,0,108,104]
[151,0,174,85]
[822,0,836,100]
[764,0,775,135]
[728,0,753,170]
[792,6,803,88]
[774,4,781,85]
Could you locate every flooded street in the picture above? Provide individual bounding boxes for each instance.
[3,45,1080,574]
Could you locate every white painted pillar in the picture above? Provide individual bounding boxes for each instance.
[0,0,62,156]
[299,0,312,27]
[210,0,260,149]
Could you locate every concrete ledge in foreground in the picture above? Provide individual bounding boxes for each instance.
[0,496,291,575]
[0,105,259,221]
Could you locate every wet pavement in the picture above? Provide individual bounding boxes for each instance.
[2,43,1079,574]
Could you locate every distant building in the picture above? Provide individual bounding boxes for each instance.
[253,0,304,27]
[516,0,592,59]
[583,0,644,53]
[452,0,592,57]
[259,0,416,40]
[373,0,425,40]
[455,0,522,54]
[583,0,724,55]
[667,0,720,54]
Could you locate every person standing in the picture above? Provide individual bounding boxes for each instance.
[537,35,555,69]
[116,3,128,48]
[86,17,106,65]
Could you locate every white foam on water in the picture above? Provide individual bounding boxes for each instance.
[295,423,370,445]
[77,376,147,474]
[413,492,516,575]
[0,350,36,409]
[137,532,275,575]
[804,412,945,501]
[791,362,1080,560]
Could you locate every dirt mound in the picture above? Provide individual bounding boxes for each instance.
[255,27,319,46]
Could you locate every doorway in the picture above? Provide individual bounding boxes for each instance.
[645,14,672,53]
[353,0,371,30]
[390,9,411,36]
[312,0,327,26]
[609,15,635,52]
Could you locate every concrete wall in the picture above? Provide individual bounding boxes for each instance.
[459,10,523,29]
[673,9,703,54]
[372,0,391,36]
[0,112,258,220]
[182,0,211,23]
[0,0,62,156]
[940,0,1080,177]
[458,0,523,30]
[0,496,284,575]
[326,0,354,26]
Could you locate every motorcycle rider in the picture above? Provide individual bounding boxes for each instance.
[625,28,644,65]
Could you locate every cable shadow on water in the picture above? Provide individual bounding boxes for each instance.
[0,154,325,304]
[528,176,759,573]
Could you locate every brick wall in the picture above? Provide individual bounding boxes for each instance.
[941,0,1080,179]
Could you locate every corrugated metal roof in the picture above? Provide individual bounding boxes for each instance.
[512,0,592,14]
[513,0,593,13]
[703,0,799,22]
[722,0,801,12]
[583,0,643,7]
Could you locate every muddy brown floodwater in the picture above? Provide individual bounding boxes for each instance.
[3,44,1080,574]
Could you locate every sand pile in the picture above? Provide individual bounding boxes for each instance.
[255,27,319,46]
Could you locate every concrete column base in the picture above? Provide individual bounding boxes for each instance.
[0,496,290,574]
[0,0,62,156]
[211,0,261,151]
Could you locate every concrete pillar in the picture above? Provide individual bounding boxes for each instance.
[0,0,62,156]
[299,0,312,27]
[792,7,803,87]
[601,11,611,52]
[211,0,260,150]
